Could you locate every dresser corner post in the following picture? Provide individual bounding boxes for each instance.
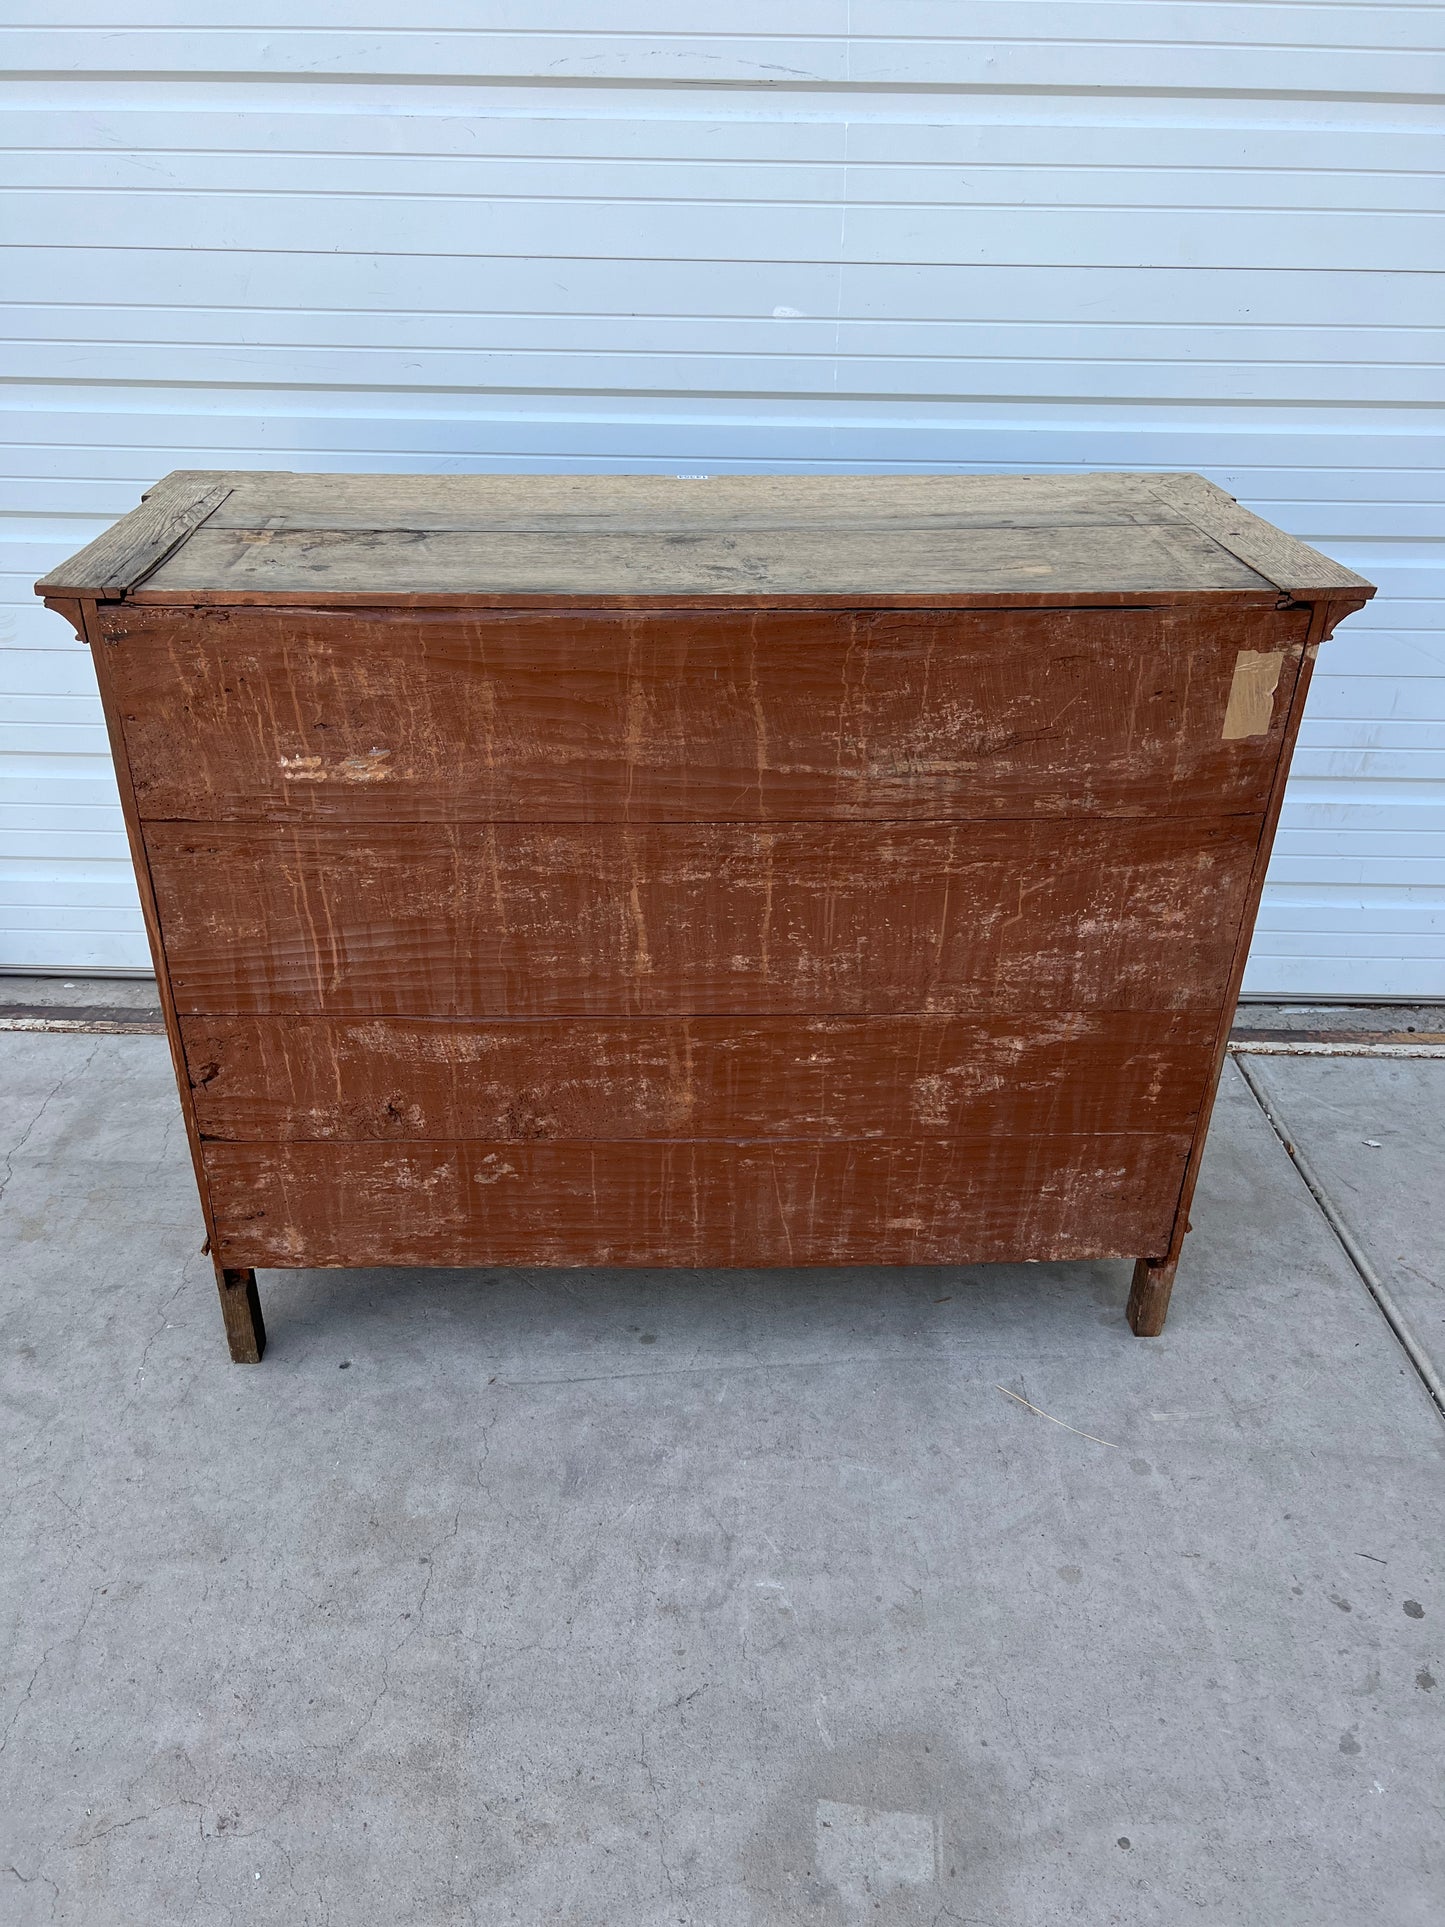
[1127,1255,1179,1337]
[214,1263,266,1363]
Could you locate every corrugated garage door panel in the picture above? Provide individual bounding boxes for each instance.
[1,2,1441,991]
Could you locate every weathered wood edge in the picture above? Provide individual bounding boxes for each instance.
[122,587,1286,613]
[35,471,239,597]
[1142,474,1376,601]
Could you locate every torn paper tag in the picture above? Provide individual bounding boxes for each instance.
[1222,649,1285,740]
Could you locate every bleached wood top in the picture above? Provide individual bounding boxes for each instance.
[37,470,1374,607]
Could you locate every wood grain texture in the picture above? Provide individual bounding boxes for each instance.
[1142,473,1375,599]
[207,469,1187,532]
[104,602,1311,824]
[1127,1255,1178,1337]
[213,1264,265,1363]
[183,1010,1216,1143]
[146,817,1258,1018]
[203,1131,1192,1270]
[36,472,236,595]
[137,520,1273,601]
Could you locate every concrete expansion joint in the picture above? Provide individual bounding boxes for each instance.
[1234,1058,1445,1425]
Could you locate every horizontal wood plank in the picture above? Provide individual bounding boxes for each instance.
[206,469,1185,532]
[105,603,1310,823]
[146,817,1258,1017]
[137,520,1273,601]
[204,1131,1191,1270]
[182,1010,1216,1142]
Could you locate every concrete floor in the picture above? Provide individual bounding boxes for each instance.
[1,1007,1442,1925]
[1246,1055,1445,1377]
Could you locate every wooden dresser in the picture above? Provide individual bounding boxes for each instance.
[39,471,1373,1361]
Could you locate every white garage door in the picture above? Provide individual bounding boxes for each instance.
[3,3,1442,995]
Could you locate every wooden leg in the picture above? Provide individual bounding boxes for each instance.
[214,1263,266,1363]
[1127,1256,1179,1337]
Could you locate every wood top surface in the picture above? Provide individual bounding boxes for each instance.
[37,469,1375,608]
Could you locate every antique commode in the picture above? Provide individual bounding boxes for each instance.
[39,471,1373,1360]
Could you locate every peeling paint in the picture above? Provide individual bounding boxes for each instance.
[279,747,394,782]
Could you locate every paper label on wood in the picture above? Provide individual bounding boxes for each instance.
[1221,650,1284,740]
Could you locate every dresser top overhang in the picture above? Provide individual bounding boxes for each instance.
[38,469,1374,614]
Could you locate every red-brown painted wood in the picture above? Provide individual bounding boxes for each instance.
[100,602,1310,823]
[182,1009,1215,1142]
[146,817,1258,1018]
[204,1131,1192,1271]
